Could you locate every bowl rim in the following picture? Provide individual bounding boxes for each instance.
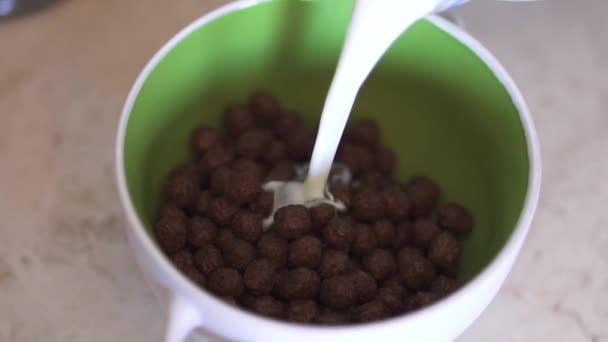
[114,0,542,338]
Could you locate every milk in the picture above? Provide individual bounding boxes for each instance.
[263,0,443,227]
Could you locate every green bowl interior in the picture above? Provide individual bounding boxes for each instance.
[123,0,529,283]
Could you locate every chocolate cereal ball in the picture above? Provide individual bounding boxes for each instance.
[183,267,207,287]
[257,232,289,267]
[377,281,405,312]
[194,245,224,275]
[398,247,436,290]
[319,275,358,309]
[208,267,244,297]
[222,238,255,270]
[412,218,441,249]
[250,92,281,122]
[382,187,410,221]
[350,270,378,304]
[170,250,194,272]
[236,129,272,160]
[215,229,235,251]
[351,190,385,222]
[375,146,396,175]
[362,249,397,282]
[210,166,235,196]
[230,159,266,181]
[347,118,380,147]
[287,299,319,323]
[165,165,200,210]
[244,258,276,295]
[319,249,351,278]
[330,184,352,208]
[275,268,321,300]
[224,172,261,205]
[266,160,296,182]
[273,205,312,239]
[322,218,355,249]
[262,140,288,165]
[439,202,474,236]
[352,223,377,256]
[404,291,440,312]
[428,231,463,269]
[315,308,351,325]
[286,128,315,161]
[392,220,413,251]
[372,219,396,248]
[273,112,302,139]
[310,204,336,229]
[289,235,323,268]
[188,216,217,248]
[203,144,235,170]
[223,104,254,136]
[155,208,188,254]
[251,191,274,217]
[192,126,221,153]
[208,197,239,226]
[253,296,285,319]
[406,176,440,217]
[352,300,390,323]
[232,211,263,243]
[430,275,458,297]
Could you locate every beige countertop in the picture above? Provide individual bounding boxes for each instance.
[1,0,606,341]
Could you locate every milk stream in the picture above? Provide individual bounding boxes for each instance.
[263,0,440,228]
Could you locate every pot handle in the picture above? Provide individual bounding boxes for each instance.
[165,295,204,342]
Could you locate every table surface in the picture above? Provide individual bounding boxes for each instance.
[1,0,606,341]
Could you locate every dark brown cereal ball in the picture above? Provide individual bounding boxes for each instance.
[266,160,296,182]
[195,191,212,216]
[273,205,312,239]
[194,245,224,275]
[428,231,463,269]
[221,296,239,306]
[382,187,411,221]
[286,128,315,161]
[253,296,285,319]
[188,216,217,248]
[208,197,239,226]
[232,211,263,243]
[347,118,380,147]
[236,128,273,160]
[262,140,288,165]
[372,219,396,248]
[337,143,372,174]
[183,267,207,287]
[275,268,321,300]
[351,190,385,222]
[224,172,261,205]
[273,111,302,139]
[319,275,358,309]
[240,294,258,310]
[210,166,235,196]
[230,159,266,181]
[165,165,201,209]
[159,204,188,221]
[352,300,390,323]
[315,308,351,325]
[439,202,474,236]
[319,249,351,278]
[330,185,352,208]
[251,191,274,217]
[191,126,221,153]
[250,92,281,122]
[354,145,374,172]
[215,229,235,251]
[350,270,378,304]
[287,299,319,323]
[203,144,235,170]
[322,217,355,249]
[223,104,254,137]
[362,249,397,282]
[430,275,458,296]
[406,176,440,217]
[375,146,396,175]
[155,210,188,254]
[352,223,377,256]
[357,171,387,191]
[440,262,460,278]
[222,238,256,270]
[412,218,441,249]
[404,291,440,312]
[392,220,413,251]
[244,258,276,295]
[170,250,194,272]
[208,267,244,297]
[289,235,323,268]
[377,281,405,312]
[257,231,289,267]
[310,204,336,229]
[398,247,436,290]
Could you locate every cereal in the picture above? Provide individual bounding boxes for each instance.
[428,231,463,269]
[275,268,321,300]
[382,187,410,221]
[250,191,274,217]
[372,219,396,248]
[208,197,239,226]
[309,204,336,229]
[288,235,323,268]
[411,218,441,249]
[222,238,256,270]
[192,126,221,153]
[208,267,244,297]
[194,245,224,275]
[223,105,254,137]
[406,176,440,217]
[351,223,377,256]
[352,300,390,323]
[362,249,397,282]
[188,216,217,248]
[250,92,281,122]
[155,209,187,254]
[350,270,378,304]
[351,189,385,222]
[257,231,289,267]
[319,275,358,309]
[273,205,312,239]
[244,258,276,295]
[347,118,380,147]
[232,211,263,243]
[319,249,351,278]
[398,247,436,290]
[253,296,285,319]
[236,129,273,160]
[287,299,318,323]
[439,202,473,236]
[224,172,261,205]
[322,217,355,249]
[210,166,235,196]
